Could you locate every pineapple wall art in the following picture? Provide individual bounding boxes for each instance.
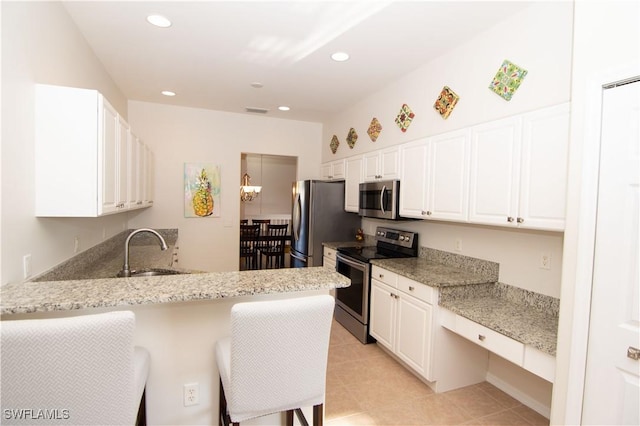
[184,163,221,218]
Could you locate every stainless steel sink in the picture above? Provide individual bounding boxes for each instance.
[118,268,187,277]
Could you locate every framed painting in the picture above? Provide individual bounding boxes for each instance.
[184,163,221,217]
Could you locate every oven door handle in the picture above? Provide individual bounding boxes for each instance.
[336,253,367,272]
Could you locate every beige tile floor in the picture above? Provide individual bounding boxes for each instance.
[325,320,549,426]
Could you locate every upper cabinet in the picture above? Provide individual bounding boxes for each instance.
[469,103,570,231]
[320,159,345,180]
[35,84,153,217]
[363,147,400,182]
[399,129,470,222]
[344,156,363,213]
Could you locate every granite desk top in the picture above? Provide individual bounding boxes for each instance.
[370,257,495,288]
[0,267,350,315]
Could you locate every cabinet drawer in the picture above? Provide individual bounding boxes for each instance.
[398,276,435,304]
[455,315,524,365]
[323,256,336,270]
[323,247,337,260]
[371,266,398,288]
[523,346,555,383]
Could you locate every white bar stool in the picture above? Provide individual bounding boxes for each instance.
[215,295,334,426]
[1,311,149,425]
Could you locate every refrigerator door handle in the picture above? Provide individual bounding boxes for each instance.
[290,251,307,263]
[293,193,302,242]
[380,185,387,215]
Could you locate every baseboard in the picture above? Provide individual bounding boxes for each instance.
[485,372,551,419]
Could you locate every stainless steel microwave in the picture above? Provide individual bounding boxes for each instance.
[358,180,401,220]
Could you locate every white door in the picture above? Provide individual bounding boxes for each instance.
[399,139,429,218]
[396,293,432,377]
[99,99,119,215]
[345,156,363,212]
[369,280,396,351]
[582,80,640,425]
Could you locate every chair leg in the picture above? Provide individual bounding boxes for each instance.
[219,378,239,426]
[285,410,294,426]
[135,388,146,426]
[313,404,323,426]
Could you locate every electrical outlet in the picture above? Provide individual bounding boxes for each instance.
[74,236,80,253]
[540,252,551,270]
[23,254,32,279]
[183,383,199,407]
[455,239,463,252]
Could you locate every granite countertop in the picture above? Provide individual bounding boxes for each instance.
[439,292,558,355]
[370,257,494,288]
[0,267,350,315]
[364,252,558,356]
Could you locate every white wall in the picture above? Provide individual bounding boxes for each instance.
[1,1,130,286]
[126,101,321,273]
[322,2,573,162]
[326,2,574,416]
[552,1,640,424]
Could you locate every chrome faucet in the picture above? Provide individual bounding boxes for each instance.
[118,228,168,277]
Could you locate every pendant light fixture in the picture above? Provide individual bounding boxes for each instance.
[240,155,262,202]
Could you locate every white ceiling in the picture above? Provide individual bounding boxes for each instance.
[63,1,533,123]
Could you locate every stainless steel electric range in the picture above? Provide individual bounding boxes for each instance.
[334,226,418,344]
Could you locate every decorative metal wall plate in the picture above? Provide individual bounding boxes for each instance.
[330,135,340,154]
[489,59,528,101]
[434,86,460,119]
[395,104,415,132]
[367,117,382,142]
[346,127,358,149]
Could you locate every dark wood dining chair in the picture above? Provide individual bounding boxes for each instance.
[260,224,289,269]
[239,224,260,270]
[251,220,271,268]
[240,219,248,224]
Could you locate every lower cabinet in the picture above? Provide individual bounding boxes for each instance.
[323,246,337,270]
[370,266,435,380]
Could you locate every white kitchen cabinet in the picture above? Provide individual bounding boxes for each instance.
[399,130,470,222]
[344,156,363,212]
[322,246,337,270]
[399,139,429,218]
[144,147,155,206]
[363,147,400,182]
[320,159,345,180]
[35,84,152,217]
[127,132,151,209]
[369,266,435,380]
[469,103,570,231]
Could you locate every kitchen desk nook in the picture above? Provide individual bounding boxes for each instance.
[0,230,349,426]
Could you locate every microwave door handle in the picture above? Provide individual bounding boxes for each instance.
[380,185,387,215]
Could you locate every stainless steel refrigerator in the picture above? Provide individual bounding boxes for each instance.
[290,180,361,268]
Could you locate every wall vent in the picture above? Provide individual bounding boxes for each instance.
[245,107,269,114]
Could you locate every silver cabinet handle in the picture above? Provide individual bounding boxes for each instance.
[507,217,515,223]
[628,346,640,360]
[379,274,384,279]
[478,335,486,341]
[426,211,432,216]
[409,286,415,291]
[517,217,524,224]
[421,210,427,215]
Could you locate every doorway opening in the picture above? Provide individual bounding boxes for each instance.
[239,153,297,270]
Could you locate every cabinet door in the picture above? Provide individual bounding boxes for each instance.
[396,293,433,379]
[320,162,332,179]
[331,159,345,179]
[428,129,471,221]
[518,103,570,230]
[363,152,380,182]
[117,116,129,210]
[469,116,522,226]
[369,280,396,350]
[345,156,363,212]
[145,147,155,205]
[99,100,119,215]
[399,139,429,218]
[380,147,400,180]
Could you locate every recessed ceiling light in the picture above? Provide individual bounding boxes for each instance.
[147,14,172,28]
[250,82,264,89]
[161,90,176,97]
[278,106,291,111]
[331,52,350,62]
